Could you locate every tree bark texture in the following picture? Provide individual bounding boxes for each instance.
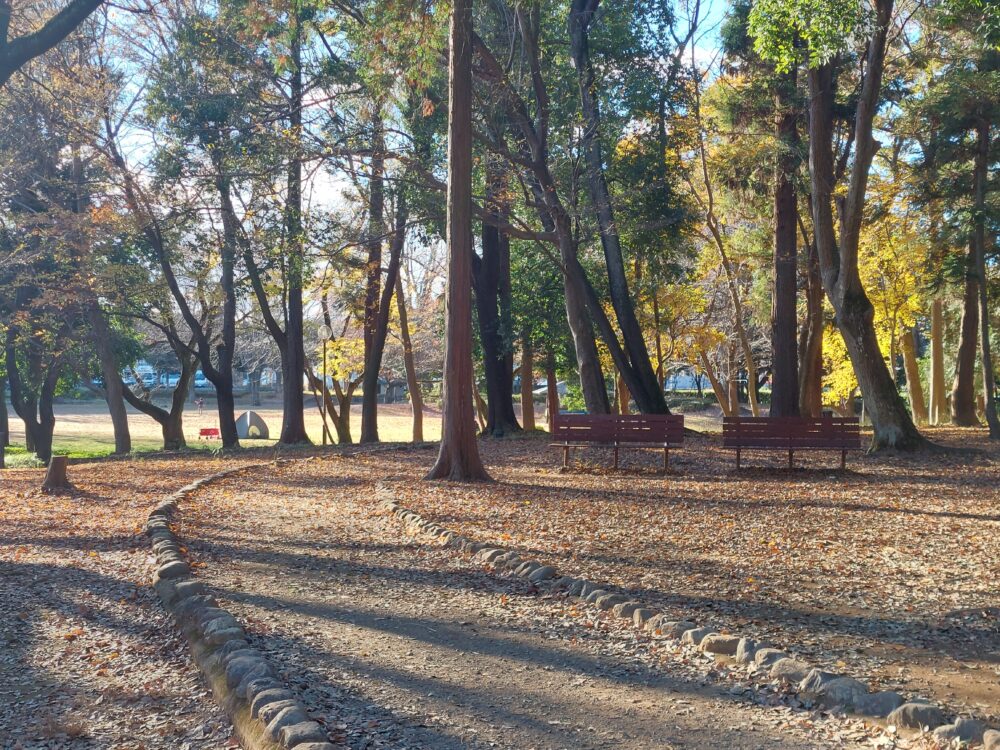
[973,121,999,438]
[520,334,535,431]
[929,298,947,425]
[395,274,424,442]
[951,245,980,426]
[901,327,928,425]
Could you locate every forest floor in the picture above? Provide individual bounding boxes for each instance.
[0,426,995,749]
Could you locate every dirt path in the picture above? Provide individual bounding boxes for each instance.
[181,456,899,749]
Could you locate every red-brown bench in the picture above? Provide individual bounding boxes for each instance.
[551,413,684,470]
[198,427,221,440]
[723,416,861,470]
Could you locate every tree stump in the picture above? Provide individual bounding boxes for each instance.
[42,455,69,491]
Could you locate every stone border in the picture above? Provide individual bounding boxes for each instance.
[377,485,999,750]
[148,461,335,750]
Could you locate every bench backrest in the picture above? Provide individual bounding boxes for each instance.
[616,414,685,445]
[722,416,860,449]
[552,413,684,445]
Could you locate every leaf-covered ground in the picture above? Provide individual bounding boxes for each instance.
[387,428,999,726]
[0,454,261,749]
[179,453,923,749]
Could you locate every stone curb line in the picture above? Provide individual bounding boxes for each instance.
[147,460,336,750]
[376,485,999,750]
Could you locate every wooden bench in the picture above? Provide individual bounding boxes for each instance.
[198,427,221,440]
[722,416,861,470]
[551,413,684,470]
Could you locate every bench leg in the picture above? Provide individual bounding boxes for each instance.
[788,449,794,470]
[563,444,569,469]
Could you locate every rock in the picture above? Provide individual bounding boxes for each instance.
[204,627,246,647]
[236,663,276,699]
[632,608,656,627]
[932,718,985,744]
[983,729,1000,750]
[612,601,642,618]
[257,698,299,724]
[202,615,242,637]
[528,566,557,582]
[157,560,190,579]
[243,677,283,705]
[250,688,296,719]
[887,702,946,730]
[577,582,599,599]
[279,721,329,746]
[503,557,523,570]
[266,705,310,741]
[595,593,628,610]
[224,656,273,690]
[567,579,587,597]
[769,658,811,685]
[797,670,868,710]
[666,620,697,639]
[292,745,337,750]
[173,580,209,601]
[516,561,541,577]
[584,589,608,604]
[700,634,741,656]
[855,690,904,718]
[680,627,716,646]
[753,648,787,668]
[734,638,760,665]
[549,576,575,590]
[217,639,252,659]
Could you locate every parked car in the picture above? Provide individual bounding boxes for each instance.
[194,371,213,389]
[161,372,181,387]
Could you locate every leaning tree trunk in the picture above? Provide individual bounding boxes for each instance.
[0,376,9,447]
[951,246,980,426]
[520,334,535,431]
[426,0,490,481]
[901,327,928,425]
[568,0,667,414]
[769,68,800,417]
[929,298,947,426]
[973,121,999,438]
[395,274,424,442]
[805,20,923,450]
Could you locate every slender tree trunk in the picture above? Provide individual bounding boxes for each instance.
[361,196,406,443]
[770,68,800,417]
[363,109,385,410]
[426,0,490,481]
[699,351,731,416]
[520,334,535,431]
[395,275,424,442]
[973,121,999,438]
[0,375,9,447]
[568,0,667,414]
[929,298,947,425]
[280,17,309,445]
[901,327,928,425]
[798,240,824,417]
[952,245,980,426]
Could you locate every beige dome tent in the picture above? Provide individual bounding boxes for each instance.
[235,410,270,440]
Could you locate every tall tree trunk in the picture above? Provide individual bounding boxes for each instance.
[770,68,800,417]
[361,195,407,443]
[929,298,947,425]
[363,109,385,418]
[395,274,424,442]
[798,239,824,417]
[616,374,630,415]
[805,9,924,449]
[568,0,667,414]
[474,162,520,437]
[426,0,490,481]
[973,121,999,438]
[901,327,928,425]
[699,351,731,416]
[279,16,309,445]
[520,334,535,431]
[0,375,9,447]
[951,245,980,426]
[87,304,131,454]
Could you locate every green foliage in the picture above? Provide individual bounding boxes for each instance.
[748,0,870,70]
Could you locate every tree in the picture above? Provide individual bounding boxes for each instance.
[0,0,102,86]
[751,0,926,449]
[426,0,490,481]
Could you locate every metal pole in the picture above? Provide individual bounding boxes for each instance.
[322,339,328,446]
